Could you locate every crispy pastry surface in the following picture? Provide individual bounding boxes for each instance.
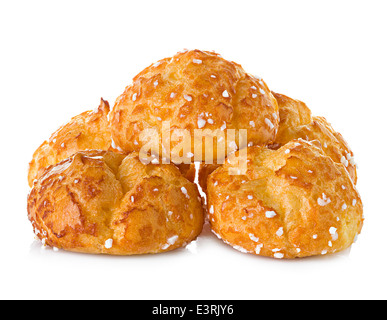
[28,99,112,187]
[26,50,363,258]
[110,49,279,162]
[270,92,357,183]
[28,150,204,255]
[271,92,312,145]
[206,139,363,259]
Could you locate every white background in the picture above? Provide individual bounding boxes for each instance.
[0,0,386,300]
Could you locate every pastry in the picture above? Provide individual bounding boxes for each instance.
[110,49,279,164]
[206,139,363,259]
[26,49,363,259]
[270,92,357,183]
[269,92,312,147]
[28,150,204,255]
[28,99,112,187]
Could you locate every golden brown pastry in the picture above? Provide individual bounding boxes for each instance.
[28,150,204,255]
[206,139,363,259]
[270,92,312,146]
[28,99,112,187]
[110,49,279,163]
[270,92,357,183]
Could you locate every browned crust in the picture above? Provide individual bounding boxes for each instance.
[206,139,363,259]
[28,150,204,255]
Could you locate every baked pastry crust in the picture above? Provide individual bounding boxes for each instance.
[28,99,112,187]
[26,49,363,259]
[28,150,204,255]
[110,49,279,162]
[270,92,312,146]
[206,139,363,259]
[270,92,357,183]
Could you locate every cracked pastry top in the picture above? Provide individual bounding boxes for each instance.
[270,92,357,183]
[206,139,363,259]
[28,99,112,187]
[27,150,204,255]
[110,49,279,163]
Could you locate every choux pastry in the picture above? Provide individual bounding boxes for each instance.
[28,99,112,187]
[270,92,357,183]
[26,49,363,259]
[206,139,363,259]
[28,150,204,255]
[110,49,279,163]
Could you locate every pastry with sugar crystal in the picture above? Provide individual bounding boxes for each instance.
[28,150,204,255]
[270,92,357,183]
[28,99,112,187]
[206,139,363,259]
[110,49,279,163]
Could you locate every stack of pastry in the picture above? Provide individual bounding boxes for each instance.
[27,49,363,258]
